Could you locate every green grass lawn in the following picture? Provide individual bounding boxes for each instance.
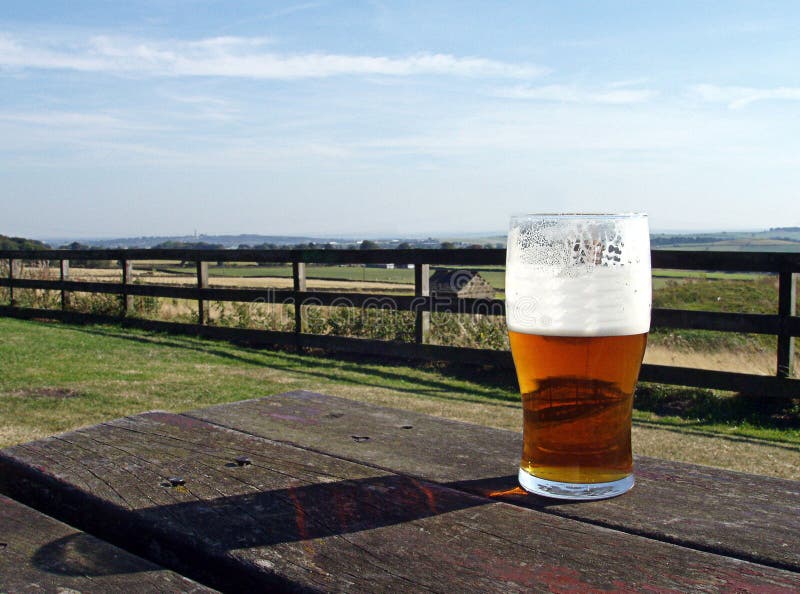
[0,317,518,446]
[1,317,798,482]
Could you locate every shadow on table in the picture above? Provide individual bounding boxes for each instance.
[31,473,489,578]
[32,533,164,577]
[445,475,584,509]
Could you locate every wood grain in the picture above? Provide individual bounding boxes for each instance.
[187,390,800,573]
[1,411,798,592]
[0,494,216,593]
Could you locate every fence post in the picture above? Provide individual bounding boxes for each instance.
[777,270,796,378]
[60,259,70,311]
[197,260,209,325]
[415,263,430,344]
[121,259,134,316]
[7,258,14,306]
[293,261,307,337]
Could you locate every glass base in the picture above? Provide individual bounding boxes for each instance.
[518,468,634,501]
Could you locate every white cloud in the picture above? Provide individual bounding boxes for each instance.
[691,84,800,109]
[495,84,657,104]
[0,32,543,80]
[0,111,124,127]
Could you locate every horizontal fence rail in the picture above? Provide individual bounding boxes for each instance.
[0,248,798,398]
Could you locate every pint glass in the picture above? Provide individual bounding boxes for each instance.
[506,214,651,500]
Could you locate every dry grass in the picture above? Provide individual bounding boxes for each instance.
[66,267,410,292]
[644,344,779,375]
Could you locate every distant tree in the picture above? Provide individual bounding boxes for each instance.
[440,241,457,250]
[152,241,225,250]
[60,241,92,250]
[150,240,225,267]
[467,243,484,249]
[397,242,414,250]
[0,234,49,250]
[54,241,115,268]
[360,240,380,250]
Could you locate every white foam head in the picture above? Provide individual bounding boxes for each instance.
[505,214,651,337]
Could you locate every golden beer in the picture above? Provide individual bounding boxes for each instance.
[509,331,647,484]
[506,213,651,499]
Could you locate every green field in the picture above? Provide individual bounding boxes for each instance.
[158,264,509,292]
[159,264,765,297]
[162,264,417,285]
[0,317,798,482]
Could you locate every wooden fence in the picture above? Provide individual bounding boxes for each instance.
[0,248,797,398]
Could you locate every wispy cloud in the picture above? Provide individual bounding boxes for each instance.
[494,84,657,105]
[0,111,124,127]
[0,32,543,80]
[690,84,800,109]
[156,92,241,121]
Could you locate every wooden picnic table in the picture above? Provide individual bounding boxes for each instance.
[1,390,798,592]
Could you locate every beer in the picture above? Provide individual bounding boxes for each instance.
[506,213,651,500]
[509,331,647,484]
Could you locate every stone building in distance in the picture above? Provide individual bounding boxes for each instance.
[429,269,495,299]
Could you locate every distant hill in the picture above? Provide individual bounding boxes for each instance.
[43,234,345,249]
[652,229,800,252]
[38,234,448,249]
[23,227,800,252]
[0,234,50,250]
[151,240,226,250]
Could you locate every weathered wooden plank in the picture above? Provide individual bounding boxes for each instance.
[0,247,506,265]
[414,263,430,344]
[197,260,209,325]
[1,412,798,592]
[651,250,800,272]
[0,494,216,593]
[651,307,783,335]
[59,258,70,311]
[293,261,306,335]
[639,363,800,398]
[121,259,134,315]
[4,247,800,271]
[777,270,797,378]
[187,391,800,573]
[7,257,14,306]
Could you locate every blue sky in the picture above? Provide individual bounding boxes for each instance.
[2,1,800,238]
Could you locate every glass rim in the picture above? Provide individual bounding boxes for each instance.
[510,212,647,221]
